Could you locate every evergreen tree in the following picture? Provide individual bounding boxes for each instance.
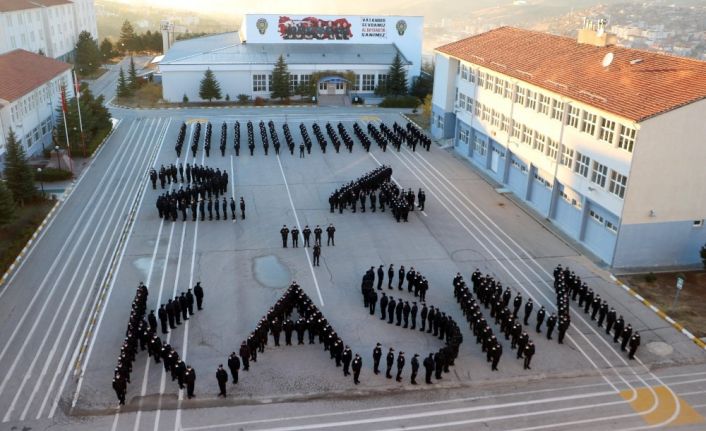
[3,129,36,206]
[100,38,114,61]
[117,67,131,98]
[75,31,101,76]
[128,56,139,90]
[386,53,409,96]
[119,20,137,52]
[270,54,291,100]
[0,180,17,225]
[199,68,222,102]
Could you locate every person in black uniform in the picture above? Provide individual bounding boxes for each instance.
[216,365,228,397]
[352,354,362,384]
[239,342,250,371]
[524,298,534,326]
[398,265,405,291]
[280,225,289,248]
[194,282,204,310]
[240,197,246,219]
[291,225,299,247]
[303,226,311,247]
[326,224,336,246]
[410,354,420,385]
[342,346,352,376]
[388,264,394,289]
[185,365,196,399]
[313,244,321,266]
[395,352,405,382]
[377,265,384,290]
[372,343,382,374]
[423,353,434,384]
[230,197,236,220]
[158,305,169,334]
[228,352,240,384]
[379,293,388,321]
[314,225,323,244]
[385,348,394,378]
[628,332,640,359]
[113,374,126,405]
[523,341,535,369]
[535,306,546,333]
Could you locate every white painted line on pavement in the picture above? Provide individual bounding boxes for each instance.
[276,154,324,307]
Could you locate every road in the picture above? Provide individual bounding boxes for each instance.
[0,106,703,431]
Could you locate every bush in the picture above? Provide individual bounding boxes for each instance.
[36,167,73,182]
[379,95,421,108]
[225,94,230,101]
[237,94,251,104]
[253,97,266,106]
[182,94,189,103]
[645,272,657,283]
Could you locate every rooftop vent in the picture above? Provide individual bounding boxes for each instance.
[630,59,643,65]
[577,17,618,47]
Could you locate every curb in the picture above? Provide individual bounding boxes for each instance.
[0,119,121,292]
[609,274,706,351]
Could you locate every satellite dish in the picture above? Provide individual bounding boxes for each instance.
[602,52,614,68]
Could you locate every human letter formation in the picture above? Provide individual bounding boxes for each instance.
[236,282,364,384]
[553,265,640,359]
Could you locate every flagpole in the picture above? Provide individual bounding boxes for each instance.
[73,70,87,157]
[60,86,74,175]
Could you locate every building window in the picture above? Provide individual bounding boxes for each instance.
[458,93,467,110]
[574,152,590,177]
[599,118,615,143]
[466,97,473,113]
[589,209,605,224]
[501,115,510,133]
[521,125,533,145]
[525,90,537,110]
[481,105,491,122]
[693,220,704,227]
[377,74,388,90]
[534,171,552,189]
[319,81,327,91]
[533,132,546,153]
[491,110,501,128]
[494,77,503,95]
[546,138,559,160]
[336,81,344,90]
[512,121,521,139]
[33,126,40,142]
[436,115,444,129]
[458,128,470,145]
[477,71,485,88]
[362,74,375,91]
[473,135,487,156]
[503,80,512,99]
[590,161,608,187]
[538,94,551,115]
[475,101,483,117]
[300,74,311,89]
[461,64,468,81]
[515,86,526,105]
[582,112,597,135]
[511,158,527,174]
[618,125,636,152]
[468,69,475,84]
[353,75,360,91]
[551,100,564,121]
[289,74,299,94]
[567,106,581,128]
[484,74,494,91]
[605,220,618,234]
[609,171,627,199]
[560,186,582,209]
[252,74,267,92]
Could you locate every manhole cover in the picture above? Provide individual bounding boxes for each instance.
[646,341,673,356]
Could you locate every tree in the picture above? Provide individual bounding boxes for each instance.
[270,54,291,100]
[386,53,409,96]
[119,20,137,53]
[700,244,706,269]
[3,129,36,206]
[116,66,132,98]
[198,68,222,102]
[128,56,139,90]
[183,94,189,103]
[0,180,17,225]
[75,31,101,76]
[100,38,114,61]
[410,61,434,99]
[54,84,112,155]
[422,93,432,118]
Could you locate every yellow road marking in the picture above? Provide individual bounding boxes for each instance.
[620,385,704,426]
[360,115,380,122]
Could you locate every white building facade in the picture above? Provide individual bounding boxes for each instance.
[0,0,97,61]
[0,49,74,165]
[431,26,706,269]
[159,14,423,103]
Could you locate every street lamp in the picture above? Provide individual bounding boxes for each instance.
[37,168,44,195]
[55,145,62,171]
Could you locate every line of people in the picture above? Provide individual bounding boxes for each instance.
[112,282,148,405]
[279,224,336,248]
[233,282,364,387]
[553,265,641,359]
[150,163,228,191]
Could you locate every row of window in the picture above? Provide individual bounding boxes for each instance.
[571,151,628,199]
[253,73,386,93]
[457,63,638,153]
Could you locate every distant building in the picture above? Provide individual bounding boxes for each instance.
[159,14,423,102]
[0,0,98,61]
[0,49,74,165]
[431,25,706,268]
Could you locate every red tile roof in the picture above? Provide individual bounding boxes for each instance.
[0,0,72,12]
[436,27,706,122]
[0,50,71,102]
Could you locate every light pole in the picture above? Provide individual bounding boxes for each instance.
[37,168,44,195]
[55,145,62,171]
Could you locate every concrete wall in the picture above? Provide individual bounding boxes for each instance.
[613,220,706,268]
